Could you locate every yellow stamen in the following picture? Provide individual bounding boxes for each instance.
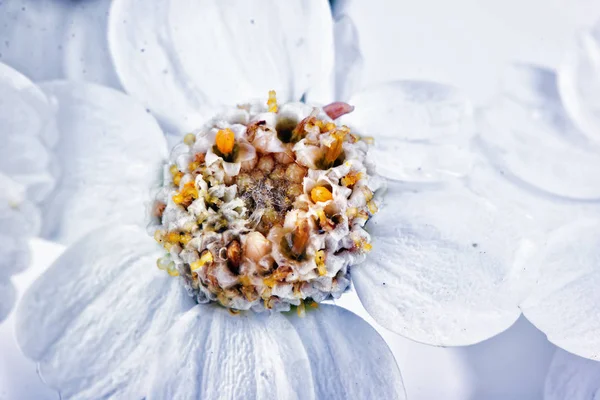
[179,233,192,246]
[172,192,185,204]
[311,186,333,203]
[341,171,363,188]
[169,164,179,176]
[322,129,348,168]
[167,267,180,277]
[267,90,278,113]
[188,161,199,172]
[153,229,164,243]
[367,200,379,214]
[315,250,327,276]
[346,207,358,218]
[215,128,235,155]
[290,219,310,257]
[190,250,213,271]
[183,133,196,146]
[173,172,183,187]
[324,122,336,132]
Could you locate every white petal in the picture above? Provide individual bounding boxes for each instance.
[0,279,16,323]
[288,305,406,400]
[0,0,68,81]
[39,81,168,244]
[0,62,57,203]
[558,20,600,142]
[108,0,334,133]
[331,1,364,101]
[0,202,29,281]
[62,0,122,89]
[147,305,315,400]
[521,220,600,361]
[0,0,118,88]
[341,81,476,182]
[544,349,600,400]
[353,182,528,346]
[16,225,194,399]
[478,64,600,200]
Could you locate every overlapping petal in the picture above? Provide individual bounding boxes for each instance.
[17,224,406,399]
[16,225,195,399]
[353,181,529,346]
[340,81,476,182]
[108,0,335,134]
[558,19,600,143]
[521,220,600,361]
[0,61,56,321]
[147,306,315,400]
[478,64,600,200]
[288,305,406,399]
[39,81,168,244]
[544,349,600,400]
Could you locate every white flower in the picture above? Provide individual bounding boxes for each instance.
[1,1,599,398]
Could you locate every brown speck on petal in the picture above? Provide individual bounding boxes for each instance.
[323,102,354,120]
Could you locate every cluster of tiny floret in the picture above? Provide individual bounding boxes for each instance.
[150,91,383,313]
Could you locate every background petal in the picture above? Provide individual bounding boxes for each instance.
[288,305,406,400]
[0,279,16,323]
[477,64,600,200]
[39,81,168,244]
[558,19,600,142]
[521,220,600,361]
[17,225,194,399]
[0,0,118,88]
[353,181,530,346]
[331,0,363,101]
[544,349,600,400]
[108,0,334,133]
[340,81,476,182]
[147,305,315,400]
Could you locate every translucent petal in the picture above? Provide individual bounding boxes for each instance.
[353,181,529,346]
[108,0,334,134]
[341,81,476,182]
[0,201,29,281]
[558,20,600,142]
[521,220,600,361]
[478,64,600,200]
[39,81,168,244]
[288,305,406,400]
[544,349,600,400]
[147,306,315,400]
[16,225,194,399]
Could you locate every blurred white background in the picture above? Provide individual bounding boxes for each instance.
[2,0,599,399]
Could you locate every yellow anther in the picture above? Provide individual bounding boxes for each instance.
[165,232,181,244]
[311,186,333,203]
[188,161,199,172]
[341,171,363,188]
[239,275,252,287]
[215,128,235,155]
[315,250,327,276]
[367,200,379,214]
[183,133,196,145]
[167,267,180,277]
[173,172,183,187]
[181,182,199,199]
[190,250,213,271]
[153,230,164,243]
[263,276,278,288]
[179,233,192,246]
[169,164,179,176]
[324,122,336,132]
[267,90,278,113]
[172,192,185,204]
[322,129,348,168]
[363,187,374,202]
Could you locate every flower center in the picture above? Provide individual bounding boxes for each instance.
[150,92,380,313]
